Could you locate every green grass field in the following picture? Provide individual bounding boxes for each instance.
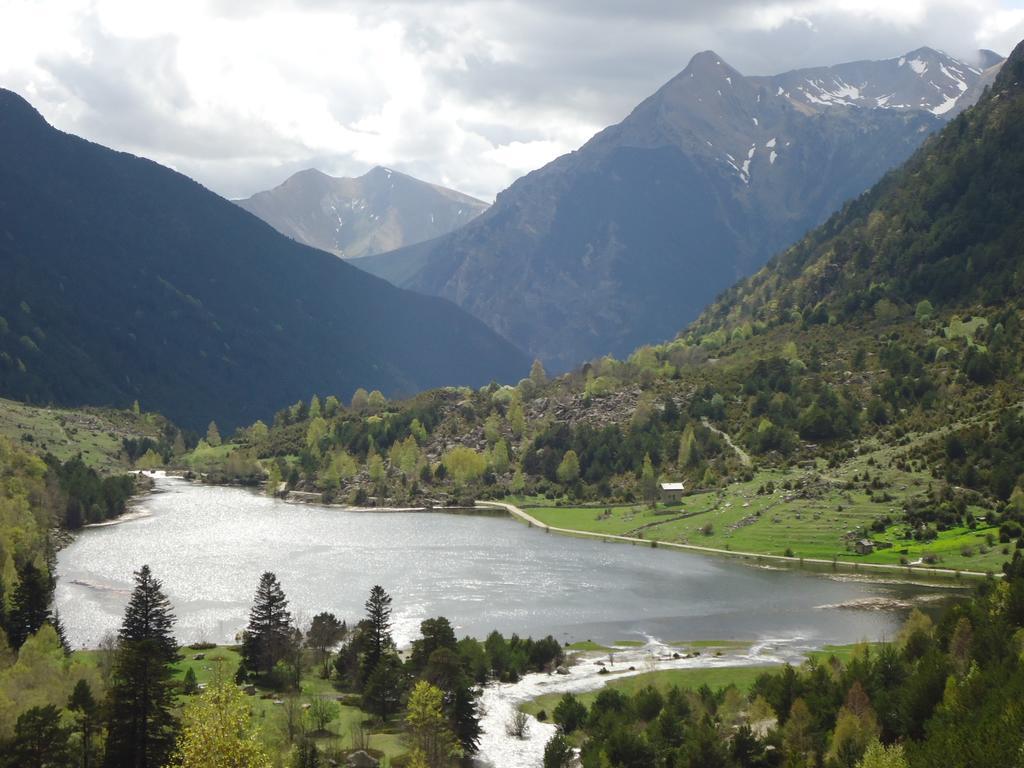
[521,641,878,719]
[512,432,1007,576]
[521,664,770,718]
[0,397,162,470]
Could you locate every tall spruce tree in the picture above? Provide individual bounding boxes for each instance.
[68,679,100,768]
[361,585,394,688]
[240,571,293,680]
[8,561,53,649]
[103,565,179,768]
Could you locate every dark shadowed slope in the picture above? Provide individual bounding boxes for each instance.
[0,89,528,430]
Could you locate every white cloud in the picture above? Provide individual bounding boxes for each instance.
[0,0,1020,201]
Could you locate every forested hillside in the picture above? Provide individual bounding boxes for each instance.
[0,90,528,432]
[195,42,1024,578]
[694,42,1024,333]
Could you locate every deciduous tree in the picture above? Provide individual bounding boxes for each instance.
[170,674,271,768]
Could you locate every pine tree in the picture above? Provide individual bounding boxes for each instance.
[361,585,394,688]
[182,666,199,694]
[543,732,573,768]
[103,564,180,768]
[240,572,293,680]
[362,653,404,720]
[51,608,71,655]
[7,704,72,768]
[8,561,52,649]
[68,679,100,768]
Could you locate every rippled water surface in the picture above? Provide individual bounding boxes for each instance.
[56,476,953,649]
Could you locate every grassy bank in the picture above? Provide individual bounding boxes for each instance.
[0,396,166,470]
[520,641,880,719]
[520,665,769,718]
[508,433,1008,576]
[76,644,405,764]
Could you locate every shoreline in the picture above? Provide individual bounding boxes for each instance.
[478,500,990,585]
[101,476,983,586]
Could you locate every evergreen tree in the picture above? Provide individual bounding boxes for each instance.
[103,564,180,768]
[182,666,199,694]
[9,561,52,649]
[240,572,293,680]
[68,679,100,768]
[543,732,573,768]
[423,646,481,756]
[361,585,394,687]
[6,704,72,768]
[290,739,320,768]
[51,609,71,655]
[362,654,404,720]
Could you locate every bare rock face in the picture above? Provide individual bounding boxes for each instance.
[237,166,488,259]
[354,47,1002,373]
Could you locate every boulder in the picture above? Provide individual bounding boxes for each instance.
[346,751,379,768]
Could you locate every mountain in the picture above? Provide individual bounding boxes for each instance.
[236,166,488,259]
[695,41,1023,334]
[243,40,1024,561]
[354,47,1000,372]
[751,46,989,116]
[0,89,528,431]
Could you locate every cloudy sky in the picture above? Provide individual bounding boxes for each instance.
[2,0,1023,201]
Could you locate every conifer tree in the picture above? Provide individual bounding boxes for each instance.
[7,704,72,768]
[103,564,179,768]
[362,653,404,720]
[8,561,52,649]
[240,572,293,680]
[182,666,199,694]
[361,585,394,687]
[51,608,71,655]
[68,679,100,768]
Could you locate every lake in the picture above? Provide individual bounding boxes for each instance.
[55,475,955,651]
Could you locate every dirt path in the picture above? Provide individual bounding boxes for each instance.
[702,417,752,467]
[477,501,987,582]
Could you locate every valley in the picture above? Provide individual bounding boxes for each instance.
[0,8,1023,767]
